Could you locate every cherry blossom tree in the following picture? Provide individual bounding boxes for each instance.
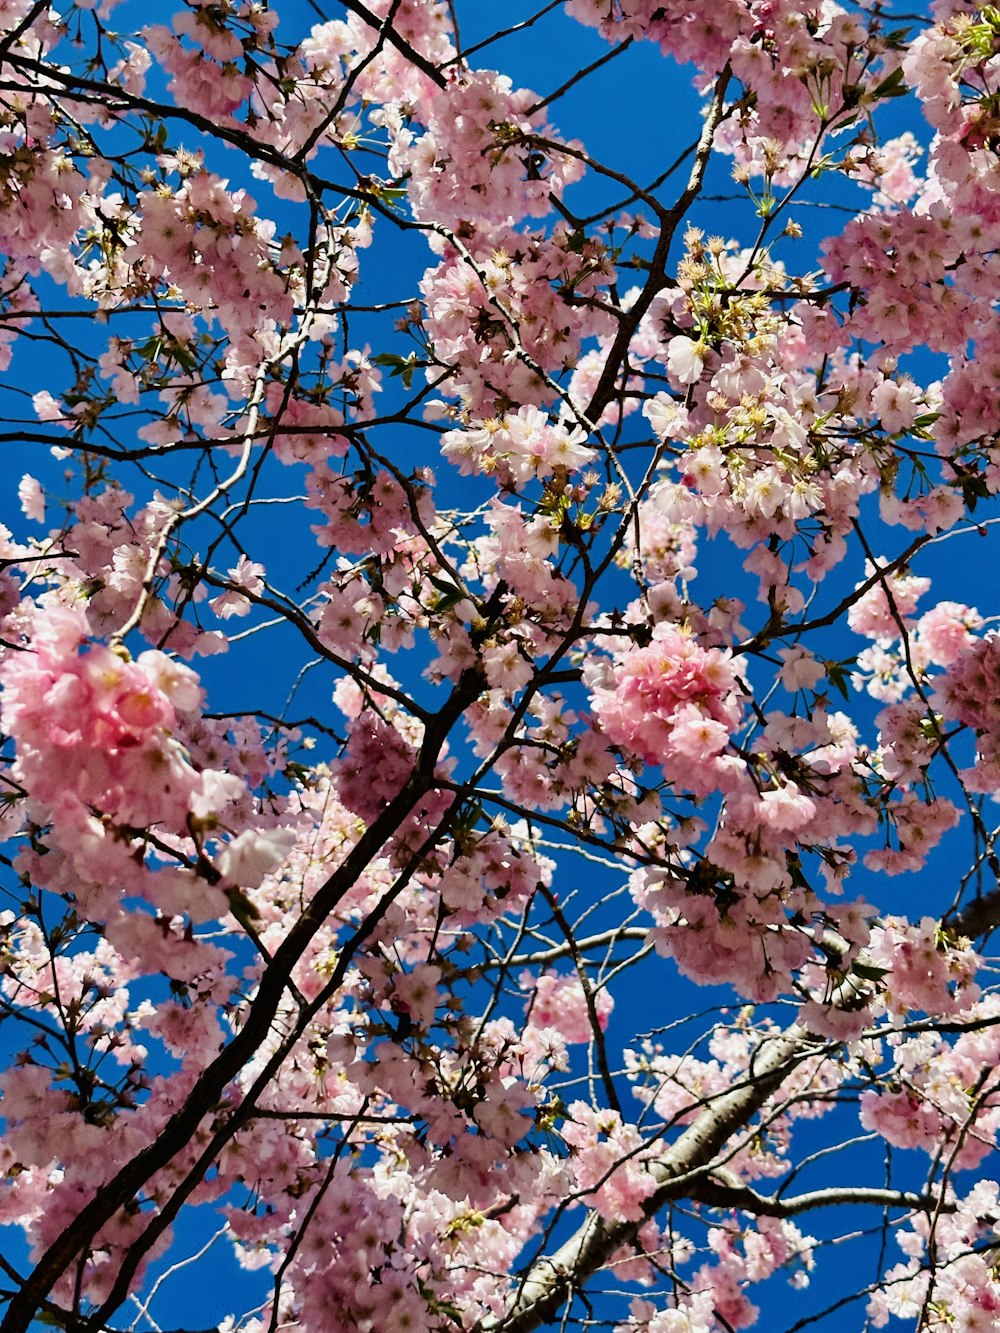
[3,1,1000,1330]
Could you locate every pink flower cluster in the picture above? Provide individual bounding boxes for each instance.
[523,970,613,1045]
[144,22,252,121]
[562,1102,657,1222]
[848,563,930,641]
[0,604,225,823]
[936,632,1000,788]
[867,917,979,1018]
[420,219,614,415]
[869,1182,1000,1330]
[388,69,584,230]
[442,404,594,487]
[0,602,250,923]
[589,625,742,781]
[125,170,294,343]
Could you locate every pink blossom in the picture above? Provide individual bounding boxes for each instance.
[524,971,613,1044]
[590,624,742,781]
[666,335,705,386]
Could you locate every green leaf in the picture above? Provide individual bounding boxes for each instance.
[852,960,890,982]
[871,67,909,100]
[371,351,419,387]
[825,659,854,700]
[883,27,912,50]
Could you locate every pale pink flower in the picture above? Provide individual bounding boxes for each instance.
[17,474,45,524]
[666,335,705,386]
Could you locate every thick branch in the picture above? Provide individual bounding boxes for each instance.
[949,885,1000,940]
[492,1025,810,1333]
[694,1172,945,1219]
[581,64,731,426]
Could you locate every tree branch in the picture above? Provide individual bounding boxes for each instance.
[491,1025,811,1333]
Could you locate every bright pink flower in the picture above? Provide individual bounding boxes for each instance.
[590,625,742,781]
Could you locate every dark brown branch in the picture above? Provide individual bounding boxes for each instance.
[582,64,732,426]
[949,886,1000,941]
[338,0,448,87]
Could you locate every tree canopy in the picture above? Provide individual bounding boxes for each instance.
[1,2,1000,1332]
